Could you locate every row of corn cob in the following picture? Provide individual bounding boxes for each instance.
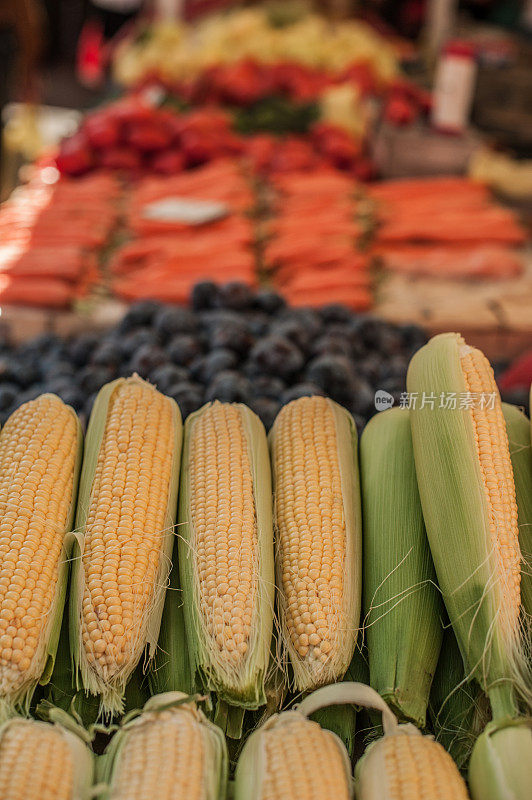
[0,683,471,800]
[0,377,363,724]
[0,333,529,797]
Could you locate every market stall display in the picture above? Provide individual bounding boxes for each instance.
[0,172,120,307]
[112,10,399,88]
[0,4,530,796]
[0,300,529,798]
[0,285,427,428]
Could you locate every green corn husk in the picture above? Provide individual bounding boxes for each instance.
[99,692,227,800]
[430,628,491,772]
[352,683,469,800]
[407,333,530,718]
[44,582,101,726]
[0,707,94,798]
[71,375,183,718]
[0,395,83,720]
[234,684,359,800]
[269,396,362,692]
[309,647,369,757]
[178,402,275,716]
[150,549,193,698]
[361,407,443,728]
[502,403,532,619]
[469,717,532,800]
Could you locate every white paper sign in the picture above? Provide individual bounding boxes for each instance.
[142,197,229,225]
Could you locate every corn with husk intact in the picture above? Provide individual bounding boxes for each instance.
[408,332,532,799]
[0,395,82,718]
[353,682,470,800]
[502,403,532,619]
[468,717,532,800]
[71,375,182,716]
[99,692,227,800]
[361,407,442,728]
[178,401,274,715]
[0,709,93,800]
[269,396,361,692]
[234,683,356,800]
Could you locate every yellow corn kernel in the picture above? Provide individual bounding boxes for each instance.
[459,344,520,638]
[110,708,204,800]
[103,693,227,800]
[0,718,74,800]
[260,716,351,800]
[73,375,181,714]
[234,684,357,800]
[270,396,361,690]
[190,402,257,668]
[356,729,469,800]
[0,395,80,708]
[179,401,274,709]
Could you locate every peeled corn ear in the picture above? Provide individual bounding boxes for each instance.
[269,396,361,691]
[0,708,93,800]
[178,401,274,710]
[407,333,529,715]
[0,395,82,718]
[71,375,182,717]
[99,692,227,800]
[354,687,469,799]
[234,683,358,800]
[361,407,442,727]
[502,403,532,619]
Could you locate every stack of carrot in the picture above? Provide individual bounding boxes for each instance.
[0,172,121,308]
[264,168,372,309]
[111,160,258,304]
[369,177,526,280]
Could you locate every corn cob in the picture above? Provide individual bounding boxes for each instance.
[99,692,227,800]
[234,684,357,800]
[407,333,529,712]
[361,407,442,727]
[468,718,532,800]
[502,403,532,619]
[408,333,532,800]
[269,396,361,691]
[0,395,82,717]
[178,401,274,711]
[354,682,470,800]
[71,375,182,716]
[0,709,93,800]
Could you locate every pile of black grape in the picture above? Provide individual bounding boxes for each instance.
[0,282,429,430]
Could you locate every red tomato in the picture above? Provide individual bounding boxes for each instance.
[150,149,186,174]
[55,132,94,176]
[98,147,143,171]
[84,112,121,149]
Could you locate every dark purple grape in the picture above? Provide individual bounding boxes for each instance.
[205,371,253,404]
[166,382,204,419]
[281,383,325,404]
[191,281,220,311]
[249,336,304,379]
[167,334,203,367]
[128,344,167,377]
[250,397,281,430]
[217,282,254,311]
